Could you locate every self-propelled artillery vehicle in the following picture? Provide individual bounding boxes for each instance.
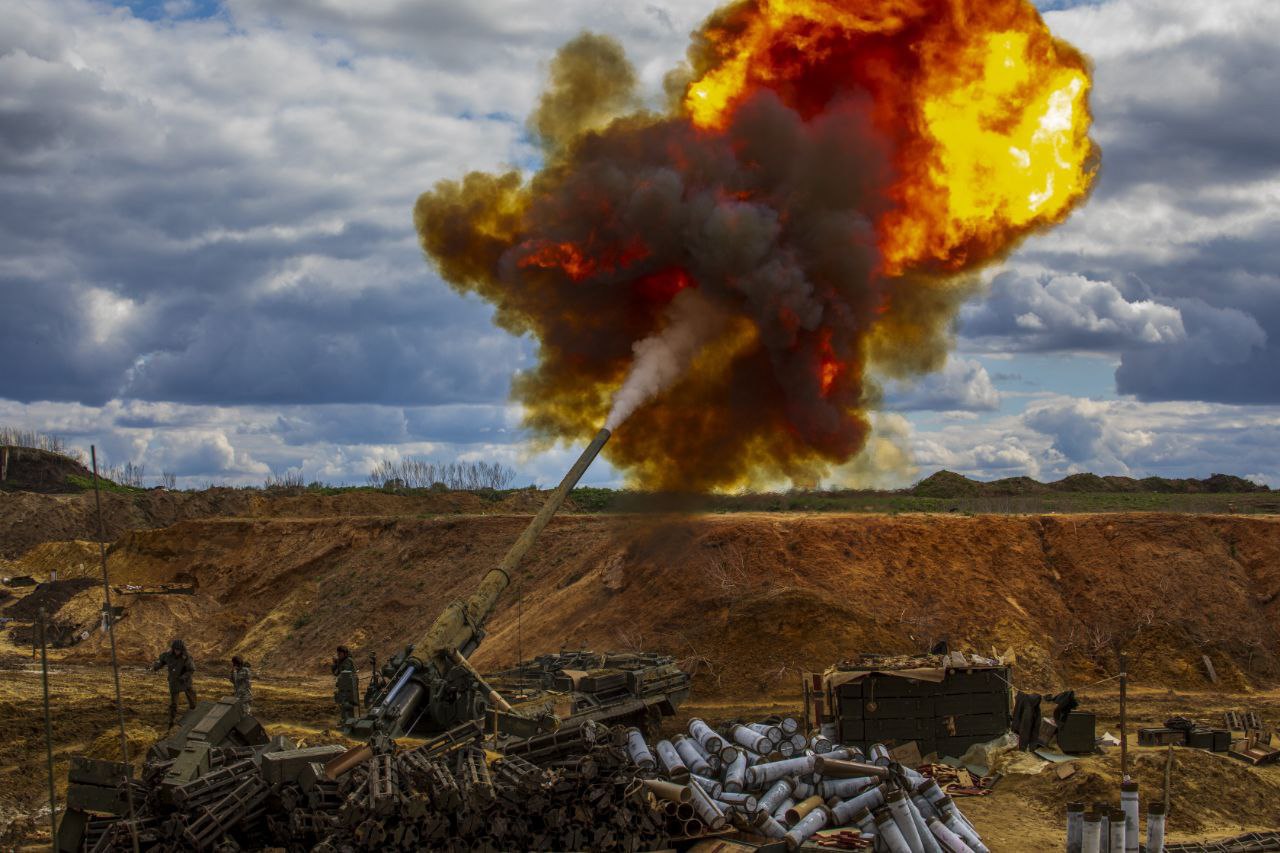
[345,428,690,744]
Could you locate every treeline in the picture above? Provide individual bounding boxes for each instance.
[367,458,517,491]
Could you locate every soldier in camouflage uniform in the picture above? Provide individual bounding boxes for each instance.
[230,655,253,715]
[152,638,197,728]
[331,645,359,724]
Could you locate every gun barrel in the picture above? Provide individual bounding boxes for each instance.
[413,427,611,671]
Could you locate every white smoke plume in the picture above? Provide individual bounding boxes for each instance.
[605,289,729,431]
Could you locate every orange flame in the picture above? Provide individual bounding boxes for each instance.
[684,0,1097,274]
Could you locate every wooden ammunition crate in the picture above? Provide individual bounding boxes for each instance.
[829,667,1011,758]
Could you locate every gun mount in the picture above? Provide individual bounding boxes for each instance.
[346,427,687,741]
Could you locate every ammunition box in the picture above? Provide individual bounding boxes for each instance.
[1138,727,1185,747]
[163,741,212,786]
[66,783,129,815]
[831,667,1011,756]
[1057,712,1096,754]
[69,756,133,786]
[188,697,244,745]
[1186,728,1230,751]
[260,745,348,784]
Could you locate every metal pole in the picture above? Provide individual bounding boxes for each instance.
[90,446,140,853]
[1118,650,1128,779]
[38,608,57,852]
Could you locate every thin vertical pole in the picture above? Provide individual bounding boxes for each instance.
[90,446,140,853]
[1118,650,1129,780]
[38,608,57,852]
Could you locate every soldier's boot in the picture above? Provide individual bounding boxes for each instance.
[167,701,178,730]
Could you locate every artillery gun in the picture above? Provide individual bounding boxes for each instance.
[346,428,690,742]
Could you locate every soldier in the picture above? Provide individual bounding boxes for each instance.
[231,655,253,715]
[152,638,197,728]
[363,652,387,710]
[331,645,359,724]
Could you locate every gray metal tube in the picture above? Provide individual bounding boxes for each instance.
[810,734,834,754]
[790,732,808,752]
[717,791,759,815]
[1146,802,1166,853]
[673,734,711,777]
[750,722,784,744]
[853,806,877,839]
[780,717,799,736]
[785,805,831,851]
[928,817,975,853]
[689,718,723,754]
[831,785,886,825]
[755,811,788,839]
[791,779,816,799]
[908,792,943,853]
[758,778,794,816]
[687,778,728,831]
[887,788,925,852]
[689,772,723,799]
[778,740,796,757]
[823,776,876,799]
[870,743,893,767]
[773,797,795,823]
[1066,802,1084,853]
[746,755,817,788]
[732,724,771,754]
[626,728,655,771]
[1082,812,1101,853]
[1109,809,1126,853]
[723,749,747,793]
[875,808,915,853]
[942,806,989,853]
[655,739,689,782]
[1120,783,1139,852]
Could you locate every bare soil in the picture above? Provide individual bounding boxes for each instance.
[1,509,1278,849]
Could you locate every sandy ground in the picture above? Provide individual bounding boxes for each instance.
[2,653,1277,851]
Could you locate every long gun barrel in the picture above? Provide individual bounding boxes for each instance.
[364,428,611,737]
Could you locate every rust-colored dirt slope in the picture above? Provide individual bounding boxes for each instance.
[0,487,566,559]
[9,513,1277,700]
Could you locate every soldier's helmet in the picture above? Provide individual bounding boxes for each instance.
[337,645,350,656]
[232,655,243,667]
[171,639,186,653]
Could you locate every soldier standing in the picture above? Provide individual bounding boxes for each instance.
[363,652,387,710]
[152,638,197,728]
[231,655,253,715]
[331,645,359,724]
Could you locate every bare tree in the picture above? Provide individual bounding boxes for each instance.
[158,471,178,490]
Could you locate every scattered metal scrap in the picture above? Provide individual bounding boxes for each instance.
[1165,831,1280,852]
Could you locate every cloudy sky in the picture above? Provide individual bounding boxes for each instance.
[2,0,1278,488]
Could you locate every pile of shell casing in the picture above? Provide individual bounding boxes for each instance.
[58,700,673,852]
[625,717,992,852]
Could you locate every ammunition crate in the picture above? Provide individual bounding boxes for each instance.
[1057,712,1096,754]
[1138,727,1186,747]
[1186,728,1231,752]
[830,667,1010,758]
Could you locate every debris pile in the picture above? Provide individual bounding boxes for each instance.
[58,698,681,852]
[626,715,992,852]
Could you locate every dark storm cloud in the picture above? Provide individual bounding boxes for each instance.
[0,0,532,410]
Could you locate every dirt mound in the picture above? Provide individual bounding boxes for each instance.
[17,513,1276,704]
[4,578,98,620]
[0,446,95,494]
[0,540,101,580]
[1012,747,1280,835]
